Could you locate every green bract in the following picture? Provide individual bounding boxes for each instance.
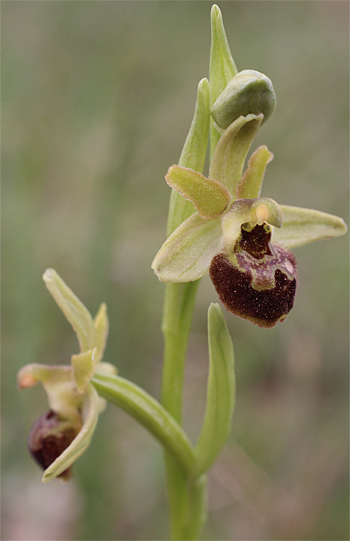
[17,269,116,482]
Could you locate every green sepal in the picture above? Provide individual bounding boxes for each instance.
[166,165,231,219]
[152,213,222,283]
[209,4,238,157]
[211,70,277,130]
[43,269,96,353]
[42,383,100,483]
[236,145,274,199]
[209,114,263,199]
[193,304,235,476]
[272,205,348,249]
[167,78,210,237]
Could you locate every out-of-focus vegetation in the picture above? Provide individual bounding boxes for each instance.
[2,2,348,540]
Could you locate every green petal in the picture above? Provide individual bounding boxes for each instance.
[273,205,348,249]
[209,4,238,157]
[94,303,109,363]
[42,383,100,483]
[71,349,98,394]
[209,114,263,199]
[43,269,96,353]
[194,304,235,476]
[167,78,210,237]
[166,165,231,219]
[236,145,274,199]
[152,213,223,282]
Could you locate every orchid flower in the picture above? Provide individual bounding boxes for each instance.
[152,104,347,328]
[17,269,116,482]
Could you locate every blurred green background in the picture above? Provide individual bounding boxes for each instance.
[2,2,349,540]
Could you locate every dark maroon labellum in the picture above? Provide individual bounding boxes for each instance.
[28,410,79,480]
[209,224,297,328]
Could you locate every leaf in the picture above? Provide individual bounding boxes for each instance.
[193,304,235,476]
[167,78,210,237]
[43,269,96,353]
[209,114,263,198]
[152,213,223,283]
[236,145,274,199]
[272,205,347,249]
[166,165,231,219]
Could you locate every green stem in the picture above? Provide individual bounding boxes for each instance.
[92,372,195,477]
[161,281,207,540]
[160,77,210,540]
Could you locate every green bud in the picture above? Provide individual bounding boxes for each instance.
[211,70,277,129]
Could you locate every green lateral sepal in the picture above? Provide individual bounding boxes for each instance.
[273,205,348,249]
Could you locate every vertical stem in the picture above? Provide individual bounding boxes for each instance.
[160,77,210,540]
[161,281,202,540]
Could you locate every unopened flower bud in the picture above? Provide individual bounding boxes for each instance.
[209,223,297,328]
[211,70,277,129]
[28,410,81,480]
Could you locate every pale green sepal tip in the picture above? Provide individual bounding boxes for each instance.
[166,165,231,220]
[194,303,235,477]
[236,145,274,199]
[273,205,348,249]
[209,114,263,198]
[42,383,100,483]
[167,78,210,237]
[152,213,223,283]
[43,269,96,354]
